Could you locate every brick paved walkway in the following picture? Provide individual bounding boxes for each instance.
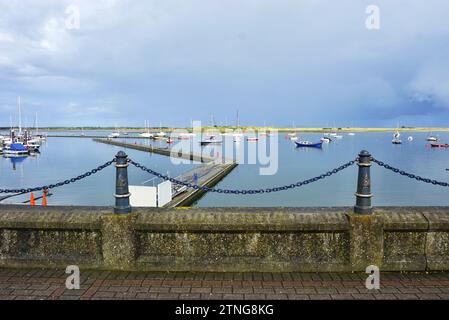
[1,268,449,300]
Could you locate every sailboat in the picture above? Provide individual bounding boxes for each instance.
[140,120,154,138]
[108,125,120,138]
[155,122,167,138]
[392,130,402,144]
[232,110,243,141]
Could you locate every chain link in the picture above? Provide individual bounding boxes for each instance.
[372,158,449,187]
[128,159,356,194]
[0,159,115,194]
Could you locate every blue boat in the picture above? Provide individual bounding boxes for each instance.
[2,142,29,156]
[294,141,323,148]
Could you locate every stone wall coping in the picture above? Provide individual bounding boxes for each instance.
[134,208,351,232]
[2,205,449,232]
[0,205,105,229]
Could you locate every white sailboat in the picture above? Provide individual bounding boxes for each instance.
[392,130,402,144]
[140,120,153,138]
[108,124,120,138]
[156,122,167,137]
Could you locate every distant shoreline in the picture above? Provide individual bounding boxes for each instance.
[2,127,449,133]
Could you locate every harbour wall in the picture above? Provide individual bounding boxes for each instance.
[1,206,449,272]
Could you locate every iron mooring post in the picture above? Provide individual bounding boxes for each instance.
[114,151,131,214]
[354,150,373,214]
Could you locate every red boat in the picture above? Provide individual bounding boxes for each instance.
[431,143,449,148]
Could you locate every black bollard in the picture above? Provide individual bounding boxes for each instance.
[114,151,131,214]
[354,150,373,214]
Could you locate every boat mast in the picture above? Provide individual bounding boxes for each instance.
[18,96,22,134]
[35,112,38,135]
[236,110,239,129]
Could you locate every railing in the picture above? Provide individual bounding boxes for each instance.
[1,150,449,214]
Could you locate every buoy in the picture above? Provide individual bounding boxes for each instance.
[29,192,35,206]
[42,189,47,206]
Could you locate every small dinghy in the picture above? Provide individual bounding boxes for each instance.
[427,136,438,142]
[431,143,449,148]
[320,137,332,143]
[294,141,323,148]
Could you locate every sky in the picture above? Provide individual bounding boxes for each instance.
[1,0,449,128]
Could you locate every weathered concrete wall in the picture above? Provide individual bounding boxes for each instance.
[1,205,449,272]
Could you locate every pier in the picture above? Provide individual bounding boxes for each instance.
[93,139,238,207]
[93,138,216,163]
[168,162,238,207]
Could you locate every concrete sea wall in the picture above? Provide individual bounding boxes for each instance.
[1,205,449,272]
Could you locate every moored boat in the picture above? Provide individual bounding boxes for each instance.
[431,143,449,148]
[200,136,222,146]
[246,137,259,142]
[320,137,332,143]
[427,136,438,142]
[2,142,29,156]
[108,132,120,138]
[392,130,402,144]
[294,141,323,148]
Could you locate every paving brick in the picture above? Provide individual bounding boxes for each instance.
[170,287,191,294]
[244,294,267,300]
[331,294,354,300]
[373,294,398,300]
[308,294,332,300]
[1,268,449,300]
[223,294,244,300]
[351,293,376,300]
[287,294,310,300]
[191,287,212,294]
[233,287,254,294]
[417,293,442,300]
[179,293,201,299]
[212,286,233,294]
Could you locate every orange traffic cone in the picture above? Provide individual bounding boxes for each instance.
[29,192,35,206]
[42,190,47,206]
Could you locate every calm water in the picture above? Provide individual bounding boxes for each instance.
[0,131,199,206]
[1,131,449,207]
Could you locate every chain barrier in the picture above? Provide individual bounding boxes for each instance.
[6,155,445,197]
[372,158,449,187]
[128,159,356,194]
[0,159,115,194]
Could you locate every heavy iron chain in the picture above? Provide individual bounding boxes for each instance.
[128,159,357,194]
[0,159,116,194]
[372,158,449,187]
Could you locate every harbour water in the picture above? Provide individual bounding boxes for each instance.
[1,131,449,207]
